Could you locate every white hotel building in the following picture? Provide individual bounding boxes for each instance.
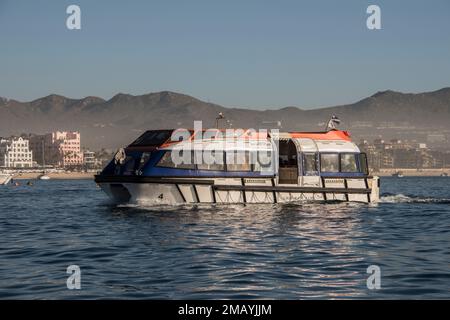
[0,137,34,168]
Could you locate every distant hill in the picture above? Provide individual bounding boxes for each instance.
[1,88,449,149]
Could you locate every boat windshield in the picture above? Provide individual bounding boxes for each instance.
[303,153,317,173]
[130,130,173,146]
[340,153,358,173]
[320,154,339,172]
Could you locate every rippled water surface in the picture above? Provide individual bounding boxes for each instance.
[0,177,449,299]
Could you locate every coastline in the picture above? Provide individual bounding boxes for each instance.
[12,172,95,180]
[7,169,450,180]
[374,169,450,177]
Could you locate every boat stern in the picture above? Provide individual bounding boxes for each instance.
[369,176,380,203]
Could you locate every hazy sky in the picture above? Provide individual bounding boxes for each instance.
[1,0,449,109]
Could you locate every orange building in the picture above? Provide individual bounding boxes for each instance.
[29,131,83,167]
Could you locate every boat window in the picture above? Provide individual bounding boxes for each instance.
[137,152,152,172]
[156,151,174,168]
[171,129,194,142]
[359,153,369,175]
[156,151,195,169]
[122,156,136,175]
[340,153,358,173]
[303,153,317,173]
[320,153,339,172]
[253,150,273,172]
[197,150,225,171]
[130,130,173,146]
[176,151,195,169]
[226,151,251,171]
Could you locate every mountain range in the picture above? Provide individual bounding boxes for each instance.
[1,88,449,149]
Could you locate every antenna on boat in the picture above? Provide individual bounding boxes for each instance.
[325,115,341,131]
[215,112,225,128]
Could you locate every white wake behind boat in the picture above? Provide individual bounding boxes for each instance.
[95,126,380,205]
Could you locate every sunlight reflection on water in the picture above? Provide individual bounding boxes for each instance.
[0,177,449,299]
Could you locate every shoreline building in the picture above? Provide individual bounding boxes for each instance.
[83,150,102,169]
[0,137,34,168]
[358,138,450,170]
[29,131,83,168]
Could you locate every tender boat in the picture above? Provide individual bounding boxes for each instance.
[392,171,404,178]
[38,140,51,180]
[95,128,380,204]
[38,174,51,180]
[0,173,12,185]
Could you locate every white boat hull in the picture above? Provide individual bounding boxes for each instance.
[97,176,380,204]
[0,174,12,185]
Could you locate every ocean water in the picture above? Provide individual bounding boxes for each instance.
[0,177,449,299]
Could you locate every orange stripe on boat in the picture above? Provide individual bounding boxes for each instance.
[289,130,352,141]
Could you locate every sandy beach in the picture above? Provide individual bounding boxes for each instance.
[9,169,450,180]
[374,169,450,177]
[12,172,95,180]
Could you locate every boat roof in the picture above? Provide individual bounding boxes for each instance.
[126,129,353,151]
